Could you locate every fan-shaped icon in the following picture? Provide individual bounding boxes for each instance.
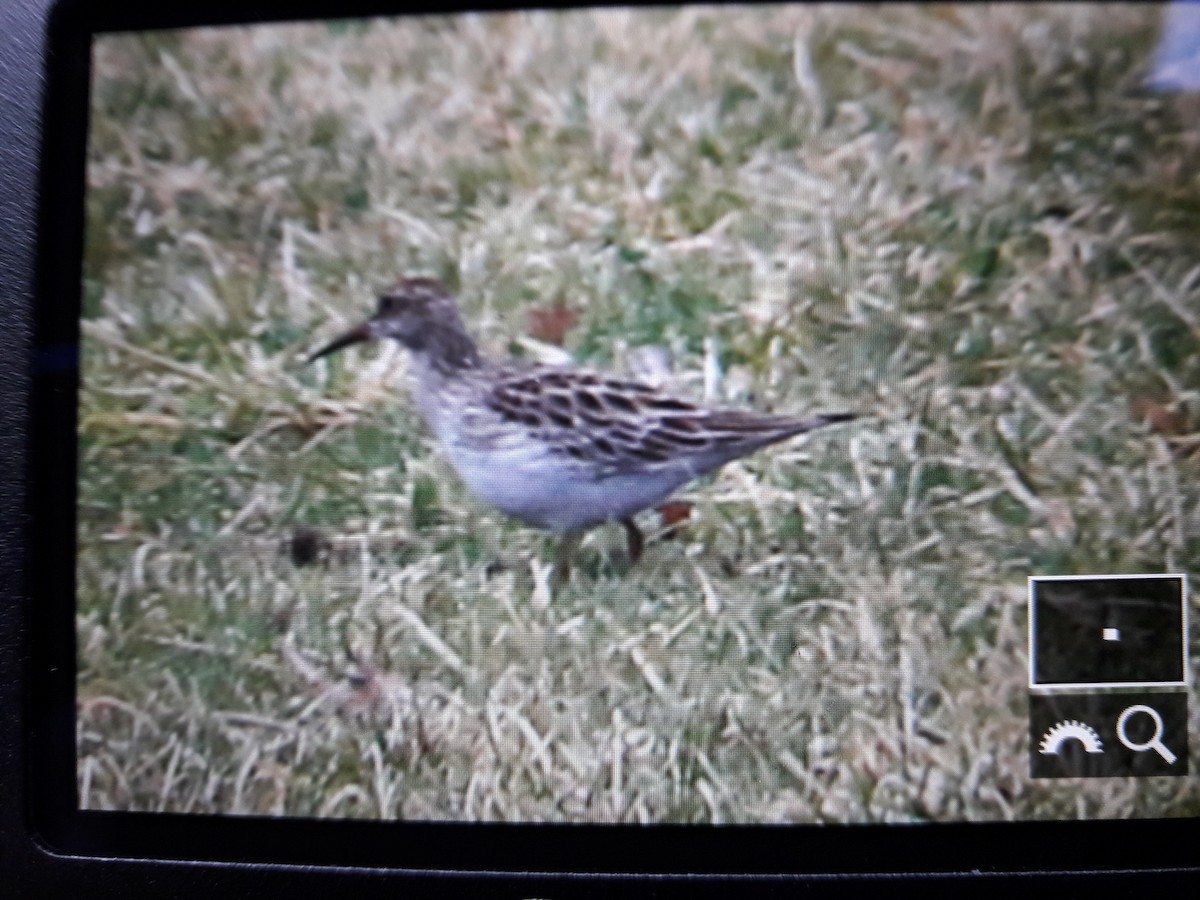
[1039,719,1104,755]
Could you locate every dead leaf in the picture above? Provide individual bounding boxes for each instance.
[657,501,693,539]
[527,302,576,346]
[1130,397,1185,435]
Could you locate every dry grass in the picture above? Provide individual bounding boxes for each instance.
[77,4,1200,824]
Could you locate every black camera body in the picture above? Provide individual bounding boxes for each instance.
[4,1,1199,894]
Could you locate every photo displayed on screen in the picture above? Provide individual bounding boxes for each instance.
[76,4,1198,824]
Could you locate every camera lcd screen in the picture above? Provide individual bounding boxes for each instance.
[67,1,1197,851]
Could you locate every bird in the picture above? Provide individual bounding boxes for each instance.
[308,277,854,577]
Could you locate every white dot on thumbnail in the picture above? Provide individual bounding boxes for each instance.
[1102,627,1120,641]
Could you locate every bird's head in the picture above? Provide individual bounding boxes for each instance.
[308,277,479,370]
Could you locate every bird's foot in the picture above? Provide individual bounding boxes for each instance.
[547,522,643,586]
[620,517,644,566]
[551,530,582,589]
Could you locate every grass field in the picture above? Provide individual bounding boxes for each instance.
[77,4,1200,824]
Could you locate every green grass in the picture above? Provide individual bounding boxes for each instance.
[77,5,1200,824]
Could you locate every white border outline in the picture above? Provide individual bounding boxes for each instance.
[1027,573,1190,691]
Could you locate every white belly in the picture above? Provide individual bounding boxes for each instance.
[441,438,692,533]
[412,364,695,532]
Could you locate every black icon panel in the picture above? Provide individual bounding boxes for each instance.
[1030,575,1187,688]
[1030,692,1188,778]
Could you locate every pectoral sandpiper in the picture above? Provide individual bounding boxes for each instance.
[309,278,853,575]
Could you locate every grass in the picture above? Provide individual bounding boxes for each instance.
[77,4,1200,824]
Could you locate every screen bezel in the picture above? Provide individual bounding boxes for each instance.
[24,0,1200,879]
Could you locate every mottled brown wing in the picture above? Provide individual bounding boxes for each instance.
[484,365,852,475]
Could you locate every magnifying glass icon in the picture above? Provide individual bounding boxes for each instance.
[1116,705,1177,764]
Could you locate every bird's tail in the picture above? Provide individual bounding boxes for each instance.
[778,411,857,438]
[699,409,856,462]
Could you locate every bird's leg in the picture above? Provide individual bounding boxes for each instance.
[552,530,582,587]
[620,517,644,565]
